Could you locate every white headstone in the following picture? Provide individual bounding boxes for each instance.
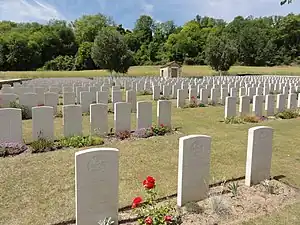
[239,96,250,116]
[32,106,54,141]
[114,102,131,133]
[90,104,108,136]
[265,95,275,116]
[177,135,211,207]
[63,92,76,105]
[177,89,185,108]
[137,101,152,129]
[253,95,263,117]
[0,108,22,143]
[245,126,273,186]
[75,148,119,225]
[44,92,58,114]
[0,93,17,107]
[225,97,236,118]
[80,91,94,113]
[96,91,108,104]
[63,105,82,137]
[157,100,171,127]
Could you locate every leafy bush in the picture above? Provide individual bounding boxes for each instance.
[242,115,260,123]
[9,101,31,120]
[275,110,299,119]
[0,142,28,157]
[59,135,104,148]
[151,124,171,136]
[225,115,268,124]
[224,117,245,124]
[132,176,181,225]
[42,55,75,71]
[30,138,55,153]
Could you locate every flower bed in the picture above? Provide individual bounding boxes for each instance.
[115,124,173,141]
[0,142,29,157]
[116,179,299,225]
[224,115,268,124]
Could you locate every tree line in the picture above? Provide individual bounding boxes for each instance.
[0,12,300,74]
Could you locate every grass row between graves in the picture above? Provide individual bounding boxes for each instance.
[1,65,300,79]
[1,95,300,225]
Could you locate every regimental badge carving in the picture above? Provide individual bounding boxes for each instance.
[191,140,204,156]
[260,130,268,140]
[87,156,107,172]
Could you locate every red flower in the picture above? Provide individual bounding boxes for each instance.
[132,197,142,208]
[145,216,153,225]
[160,124,164,127]
[191,96,195,99]
[143,176,156,189]
[164,215,173,222]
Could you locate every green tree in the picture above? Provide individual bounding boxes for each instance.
[205,32,238,75]
[91,27,131,74]
[74,42,96,70]
[73,14,113,44]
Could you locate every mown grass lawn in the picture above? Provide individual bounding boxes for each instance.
[1,65,300,79]
[1,94,300,225]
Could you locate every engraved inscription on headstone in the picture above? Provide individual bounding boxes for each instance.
[87,156,107,172]
[259,130,267,139]
[190,141,204,157]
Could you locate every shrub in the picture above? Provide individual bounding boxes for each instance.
[115,130,131,140]
[59,136,104,148]
[0,142,28,157]
[224,117,245,124]
[275,110,299,119]
[42,55,75,71]
[151,124,171,136]
[132,176,181,225]
[30,138,55,153]
[9,101,31,120]
[242,115,260,123]
[225,115,268,124]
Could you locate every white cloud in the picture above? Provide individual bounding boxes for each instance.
[182,0,300,22]
[0,0,64,22]
[140,0,154,15]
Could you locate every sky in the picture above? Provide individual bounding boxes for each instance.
[0,0,300,29]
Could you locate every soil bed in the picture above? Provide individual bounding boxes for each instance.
[118,179,300,225]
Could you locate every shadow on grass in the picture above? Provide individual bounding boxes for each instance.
[51,175,286,225]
